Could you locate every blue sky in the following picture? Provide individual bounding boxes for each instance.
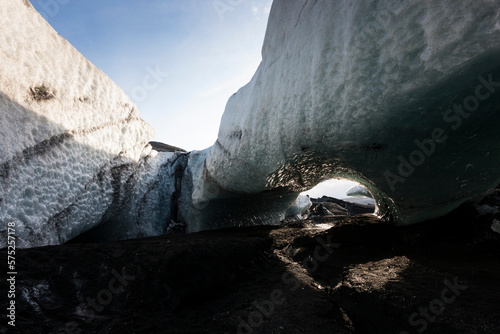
[29,0,362,199]
[31,0,272,151]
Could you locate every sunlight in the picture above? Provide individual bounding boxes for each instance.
[302,179,360,199]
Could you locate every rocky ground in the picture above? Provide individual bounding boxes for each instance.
[1,196,500,334]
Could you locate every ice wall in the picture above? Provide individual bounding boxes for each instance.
[197,0,500,225]
[0,1,157,247]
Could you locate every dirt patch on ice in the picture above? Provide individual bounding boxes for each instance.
[30,84,55,101]
[1,207,500,333]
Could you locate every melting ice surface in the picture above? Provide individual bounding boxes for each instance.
[1,0,500,248]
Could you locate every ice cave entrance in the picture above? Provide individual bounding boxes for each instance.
[302,179,375,206]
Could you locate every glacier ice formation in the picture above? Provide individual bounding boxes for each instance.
[2,0,500,248]
[0,1,158,247]
[197,0,500,227]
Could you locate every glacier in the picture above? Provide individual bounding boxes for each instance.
[0,1,159,247]
[2,0,500,248]
[198,0,500,226]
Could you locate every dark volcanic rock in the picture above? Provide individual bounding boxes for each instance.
[149,141,186,153]
[1,229,274,333]
[1,226,352,334]
[1,204,500,333]
[309,196,374,217]
[288,211,500,333]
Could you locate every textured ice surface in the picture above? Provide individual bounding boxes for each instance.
[178,149,311,233]
[199,0,500,226]
[72,150,190,242]
[0,1,155,247]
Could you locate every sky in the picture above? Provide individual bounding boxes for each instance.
[29,0,361,199]
[31,0,272,151]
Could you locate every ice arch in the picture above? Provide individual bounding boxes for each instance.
[189,0,500,227]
